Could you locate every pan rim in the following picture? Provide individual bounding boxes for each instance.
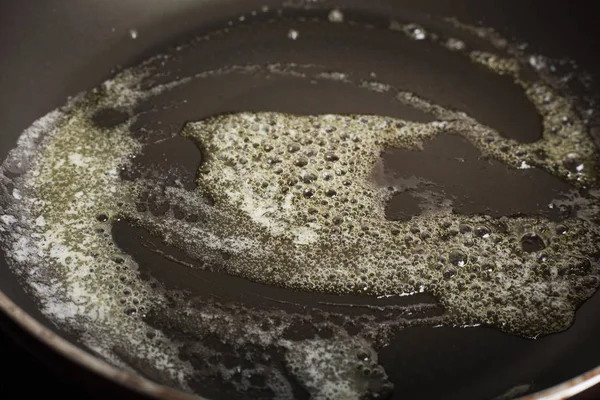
[0,287,597,400]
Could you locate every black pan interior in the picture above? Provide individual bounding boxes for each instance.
[1,1,600,399]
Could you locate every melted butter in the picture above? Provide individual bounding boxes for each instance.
[1,13,599,400]
[124,109,599,337]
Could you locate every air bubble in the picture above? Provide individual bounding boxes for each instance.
[287,29,299,40]
[562,153,584,173]
[356,350,370,361]
[474,226,490,238]
[328,9,344,23]
[561,116,572,126]
[459,224,472,234]
[448,250,468,267]
[124,307,137,316]
[521,233,546,253]
[295,157,309,167]
[301,173,317,184]
[303,189,315,199]
[443,268,457,279]
[404,24,427,40]
[96,214,109,222]
[324,152,339,162]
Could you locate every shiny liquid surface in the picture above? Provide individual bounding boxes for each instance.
[1,6,600,400]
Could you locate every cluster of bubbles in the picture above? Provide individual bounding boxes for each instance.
[282,336,392,399]
[0,105,191,387]
[0,7,599,400]
[157,109,599,337]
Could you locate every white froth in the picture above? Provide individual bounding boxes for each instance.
[282,337,391,399]
[0,215,17,226]
[0,97,192,389]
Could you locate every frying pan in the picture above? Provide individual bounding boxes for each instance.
[1,0,600,399]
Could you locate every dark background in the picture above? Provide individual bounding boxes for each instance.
[0,1,599,399]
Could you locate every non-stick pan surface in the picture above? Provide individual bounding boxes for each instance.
[1,1,600,399]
